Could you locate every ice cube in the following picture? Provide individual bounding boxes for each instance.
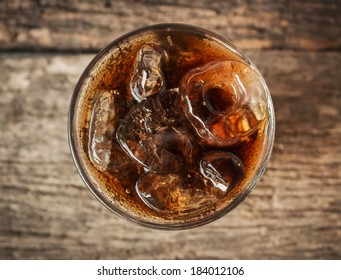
[155,88,183,124]
[130,45,165,102]
[136,171,227,214]
[116,96,197,172]
[88,90,129,171]
[180,59,268,146]
[200,151,244,191]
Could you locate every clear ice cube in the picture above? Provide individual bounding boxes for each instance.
[116,95,197,173]
[136,171,227,214]
[88,90,130,171]
[180,59,267,146]
[130,45,165,102]
[200,151,244,191]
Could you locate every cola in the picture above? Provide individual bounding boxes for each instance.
[69,24,274,229]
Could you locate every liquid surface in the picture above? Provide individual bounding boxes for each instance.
[74,26,269,225]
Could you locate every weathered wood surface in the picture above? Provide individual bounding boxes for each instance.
[1,0,340,260]
[1,0,340,52]
[1,50,340,259]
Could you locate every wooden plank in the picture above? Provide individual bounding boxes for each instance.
[0,0,340,52]
[0,50,340,259]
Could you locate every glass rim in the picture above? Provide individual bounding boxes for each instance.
[68,23,275,230]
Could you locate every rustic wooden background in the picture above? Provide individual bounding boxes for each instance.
[1,0,340,259]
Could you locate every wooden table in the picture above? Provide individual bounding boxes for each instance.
[1,0,340,259]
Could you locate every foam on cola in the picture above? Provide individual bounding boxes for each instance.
[70,24,273,228]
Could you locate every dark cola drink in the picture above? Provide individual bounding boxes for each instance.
[69,24,275,229]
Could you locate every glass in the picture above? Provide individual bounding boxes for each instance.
[68,24,275,230]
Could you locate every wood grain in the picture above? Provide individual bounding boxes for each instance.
[1,0,340,52]
[0,51,340,259]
